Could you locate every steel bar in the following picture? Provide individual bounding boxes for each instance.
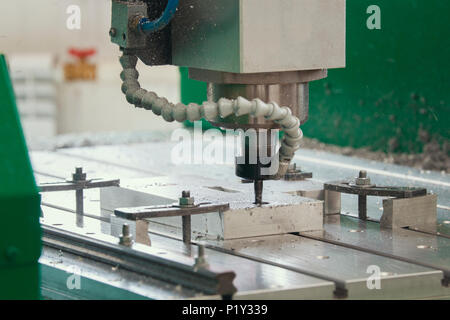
[39,179,120,192]
[114,203,230,220]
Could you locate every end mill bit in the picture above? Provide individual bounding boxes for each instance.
[254,180,263,205]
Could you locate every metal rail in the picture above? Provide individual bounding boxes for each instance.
[42,225,237,296]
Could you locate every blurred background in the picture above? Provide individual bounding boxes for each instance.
[0,0,181,143]
[1,0,449,172]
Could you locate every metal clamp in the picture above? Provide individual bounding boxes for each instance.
[114,190,230,245]
[324,170,427,220]
[39,167,120,227]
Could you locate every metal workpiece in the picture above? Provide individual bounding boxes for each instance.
[41,224,237,296]
[104,178,323,241]
[381,194,438,233]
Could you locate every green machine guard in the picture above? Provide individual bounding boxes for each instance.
[0,54,41,299]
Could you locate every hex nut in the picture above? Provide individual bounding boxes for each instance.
[356,177,371,186]
[179,197,195,206]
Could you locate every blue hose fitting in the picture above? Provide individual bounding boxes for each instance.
[139,0,179,34]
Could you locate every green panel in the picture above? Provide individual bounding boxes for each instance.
[1,265,39,300]
[304,0,450,153]
[0,54,41,299]
[0,55,38,196]
[172,0,241,73]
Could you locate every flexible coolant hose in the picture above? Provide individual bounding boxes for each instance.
[119,54,303,177]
